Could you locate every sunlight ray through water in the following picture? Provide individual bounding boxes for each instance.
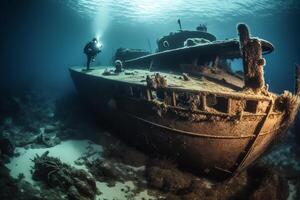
[62,0,299,24]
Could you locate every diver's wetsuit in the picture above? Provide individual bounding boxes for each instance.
[84,39,101,70]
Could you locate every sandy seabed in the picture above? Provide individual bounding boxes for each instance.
[6,139,156,200]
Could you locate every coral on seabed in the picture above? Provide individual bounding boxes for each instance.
[0,165,41,200]
[0,135,39,200]
[0,137,15,159]
[0,89,63,149]
[86,158,119,186]
[146,159,289,200]
[32,151,98,200]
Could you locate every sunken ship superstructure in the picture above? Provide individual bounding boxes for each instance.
[70,24,300,179]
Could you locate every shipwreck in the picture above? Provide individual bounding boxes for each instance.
[70,23,300,179]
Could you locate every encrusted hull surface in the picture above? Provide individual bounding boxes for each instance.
[70,68,293,179]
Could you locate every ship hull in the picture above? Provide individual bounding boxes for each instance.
[70,68,290,179]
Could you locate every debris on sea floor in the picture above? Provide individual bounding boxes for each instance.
[146,159,289,200]
[32,151,98,200]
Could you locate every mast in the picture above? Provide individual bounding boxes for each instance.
[238,24,266,92]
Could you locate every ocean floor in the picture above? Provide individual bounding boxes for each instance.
[6,140,103,184]
[1,89,300,200]
[6,139,157,200]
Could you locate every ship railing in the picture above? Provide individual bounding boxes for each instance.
[124,85,278,116]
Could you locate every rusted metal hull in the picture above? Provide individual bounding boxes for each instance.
[70,68,292,179]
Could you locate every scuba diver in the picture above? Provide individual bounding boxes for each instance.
[84,38,102,70]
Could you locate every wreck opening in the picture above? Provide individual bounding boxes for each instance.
[212,96,229,113]
[244,100,258,114]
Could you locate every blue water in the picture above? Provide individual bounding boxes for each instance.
[1,0,300,93]
[63,0,299,23]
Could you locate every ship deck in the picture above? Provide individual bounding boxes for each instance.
[71,67,274,100]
